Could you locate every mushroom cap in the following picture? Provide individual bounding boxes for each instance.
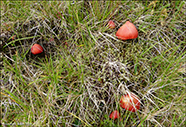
[120,93,140,112]
[116,21,138,40]
[31,44,43,55]
[109,110,120,120]
[108,20,115,29]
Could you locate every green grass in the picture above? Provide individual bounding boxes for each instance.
[1,1,186,126]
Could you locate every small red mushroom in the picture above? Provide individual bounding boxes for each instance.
[31,44,43,55]
[108,20,116,29]
[109,110,120,120]
[116,21,138,40]
[120,93,140,112]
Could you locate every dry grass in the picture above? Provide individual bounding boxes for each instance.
[1,1,186,126]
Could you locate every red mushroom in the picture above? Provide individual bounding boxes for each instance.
[120,93,140,112]
[116,21,138,40]
[108,20,116,29]
[31,44,43,55]
[109,110,120,120]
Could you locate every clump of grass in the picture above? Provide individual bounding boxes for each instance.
[1,1,186,126]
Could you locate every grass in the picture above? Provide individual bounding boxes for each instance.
[1,1,186,126]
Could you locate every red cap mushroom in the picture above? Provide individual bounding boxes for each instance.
[120,93,140,112]
[116,21,138,40]
[108,20,116,29]
[109,110,120,120]
[31,44,43,55]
